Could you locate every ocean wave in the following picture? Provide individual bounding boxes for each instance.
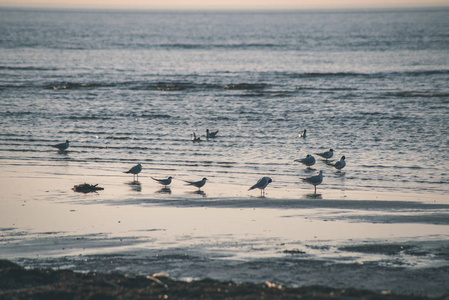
[361,164,423,170]
[388,92,449,98]
[295,86,357,91]
[281,69,449,79]
[223,83,267,90]
[67,115,112,120]
[48,82,117,90]
[104,136,130,140]
[148,43,284,50]
[0,111,34,116]
[0,65,59,71]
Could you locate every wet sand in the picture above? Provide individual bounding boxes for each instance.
[1,160,449,298]
[1,259,444,300]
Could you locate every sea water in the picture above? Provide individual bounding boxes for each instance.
[1,8,449,296]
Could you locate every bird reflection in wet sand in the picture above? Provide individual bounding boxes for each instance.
[303,193,323,199]
[156,187,171,194]
[186,189,207,197]
[126,181,142,192]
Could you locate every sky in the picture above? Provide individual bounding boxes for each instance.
[1,0,449,10]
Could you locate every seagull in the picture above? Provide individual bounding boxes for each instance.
[316,149,334,160]
[151,176,173,187]
[294,154,316,167]
[248,177,273,196]
[184,177,207,190]
[299,129,307,138]
[302,170,323,194]
[52,140,70,152]
[334,156,346,170]
[191,132,201,142]
[206,129,219,138]
[124,163,142,181]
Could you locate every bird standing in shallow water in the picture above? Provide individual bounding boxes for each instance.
[316,149,334,160]
[302,170,323,194]
[299,129,307,138]
[206,129,219,139]
[184,177,207,190]
[151,176,173,187]
[124,163,142,181]
[294,154,316,167]
[52,140,70,152]
[334,156,346,170]
[248,177,273,197]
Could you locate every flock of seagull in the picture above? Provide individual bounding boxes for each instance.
[51,128,346,196]
[294,149,346,194]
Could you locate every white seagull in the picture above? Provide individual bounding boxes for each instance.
[151,176,173,187]
[294,154,316,167]
[124,163,142,181]
[206,129,219,138]
[248,177,273,196]
[302,170,323,194]
[334,156,346,170]
[191,132,201,142]
[184,177,207,190]
[299,129,307,138]
[52,140,70,152]
[316,149,334,160]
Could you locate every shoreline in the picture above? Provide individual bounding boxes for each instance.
[0,259,443,300]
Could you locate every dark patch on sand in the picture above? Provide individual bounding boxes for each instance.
[339,244,412,255]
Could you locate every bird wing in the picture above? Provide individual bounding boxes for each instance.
[184,180,198,186]
[52,142,68,149]
[249,177,267,190]
[126,164,141,174]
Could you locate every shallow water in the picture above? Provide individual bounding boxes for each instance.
[1,8,449,297]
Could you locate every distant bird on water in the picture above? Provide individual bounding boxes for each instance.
[191,132,201,142]
[206,129,219,139]
[333,156,346,170]
[248,177,273,197]
[151,176,173,187]
[184,177,207,190]
[316,149,334,160]
[299,129,307,138]
[52,140,70,152]
[294,154,316,167]
[124,163,142,181]
[302,170,323,194]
